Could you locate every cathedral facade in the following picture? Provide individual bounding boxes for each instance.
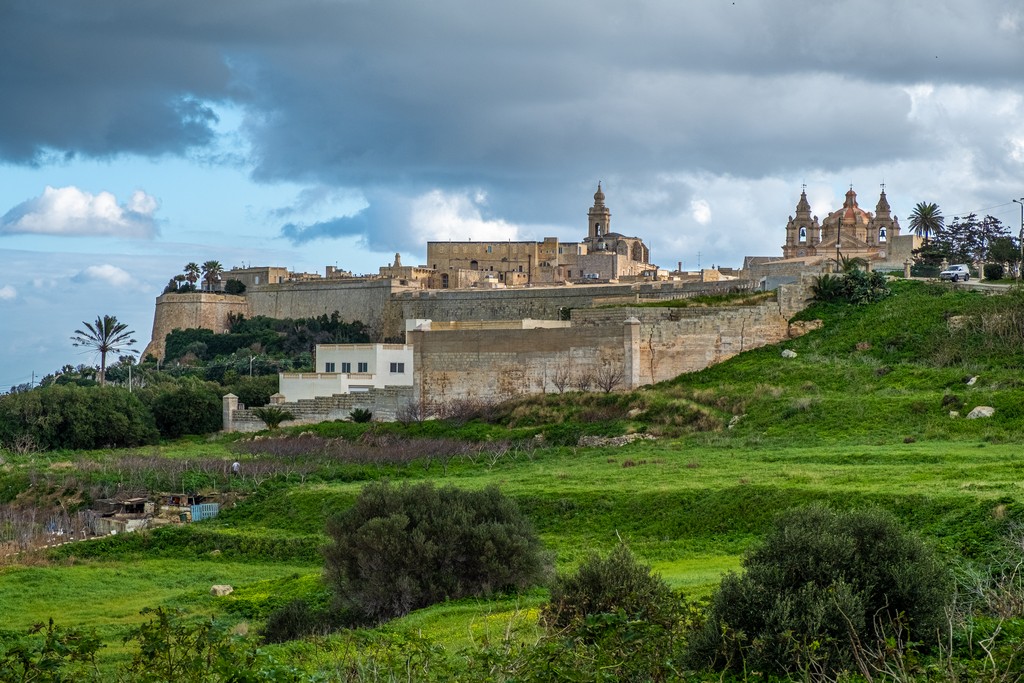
[783,186,901,262]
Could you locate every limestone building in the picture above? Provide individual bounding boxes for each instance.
[426,184,655,287]
[783,186,901,262]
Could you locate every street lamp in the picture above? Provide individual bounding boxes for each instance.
[1013,198,1024,279]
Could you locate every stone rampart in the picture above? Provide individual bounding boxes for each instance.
[146,275,763,360]
[143,293,250,360]
[408,284,809,402]
[246,278,415,340]
[396,279,754,323]
[408,323,629,404]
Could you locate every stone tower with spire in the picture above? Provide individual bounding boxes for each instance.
[588,182,611,241]
[782,187,821,258]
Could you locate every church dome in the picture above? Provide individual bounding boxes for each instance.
[827,188,873,226]
[594,182,605,204]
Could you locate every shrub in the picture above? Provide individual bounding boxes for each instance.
[224,278,247,294]
[143,381,222,439]
[543,544,681,634]
[252,406,296,430]
[984,263,1005,281]
[348,408,373,423]
[687,504,950,677]
[324,481,550,624]
[260,599,334,644]
[0,385,158,450]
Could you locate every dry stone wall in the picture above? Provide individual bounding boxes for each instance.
[228,385,415,432]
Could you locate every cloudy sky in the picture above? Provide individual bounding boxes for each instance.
[1,0,1023,387]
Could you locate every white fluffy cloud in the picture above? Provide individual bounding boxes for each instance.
[0,186,159,238]
[0,285,16,300]
[410,189,519,243]
[73,264,134,287]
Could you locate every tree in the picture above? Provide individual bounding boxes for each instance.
[909,201,944,242]
[70,315,137,386]
[183,262,201,289]
[201,260,223,291]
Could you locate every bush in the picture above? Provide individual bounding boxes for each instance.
[687,505,950,677]
[252,406,296,430]
[324,481,550,624]
[0,385,158,450]
[543,544,680,634]
[224,278,246,294]
[984,263,1005,281]
[348,408,373,423]
[260,599,334,644]
[142,381,222,439]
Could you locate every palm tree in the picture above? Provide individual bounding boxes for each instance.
[70,315,137,386]
[201,260,223,291]
[909,202,944,243]
[183,262,201,289]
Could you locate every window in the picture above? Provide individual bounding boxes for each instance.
[799,226,807,243]
[879,226,887,243]
[341,362,351,373]
[390,362,405,373]
[486,245,492,253]
[324,362,335,372]
[357,362,368,373]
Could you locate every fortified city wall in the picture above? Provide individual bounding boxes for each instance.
[145,277,759,360]
[142,293,249,360]
[407,282,809,405]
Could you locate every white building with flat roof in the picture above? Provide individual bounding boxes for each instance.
[278,343,413,402]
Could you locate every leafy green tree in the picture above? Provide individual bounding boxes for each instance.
[0,385,158,450]
[142,381,222,439]
[223,278,246,295]
[70,315,137,386]
[909,201,944,242]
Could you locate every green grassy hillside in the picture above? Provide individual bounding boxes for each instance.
[2,279,1024,678]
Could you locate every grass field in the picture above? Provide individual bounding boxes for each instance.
[2,279,1024,677]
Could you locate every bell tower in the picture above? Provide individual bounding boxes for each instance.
[588,182,611,241]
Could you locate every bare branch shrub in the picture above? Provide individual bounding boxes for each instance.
[572,370,595,393]
[594,362,624,393]
[551,362,573,394]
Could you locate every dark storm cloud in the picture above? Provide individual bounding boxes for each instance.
[3,0,1022,253]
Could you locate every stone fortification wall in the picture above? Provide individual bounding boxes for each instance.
[246,278,414,340]
[572,302,792,386]
[146,276,761,360]
[396,279,754,323]
[143,293,250,360]
[408,324,629,405]
[227,386,414,432]
[408,283,809,403]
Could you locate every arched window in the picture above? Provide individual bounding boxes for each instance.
[469,260,478,270]
[878,226,887,243]
[798,226,807,243]
[441,273,449,288]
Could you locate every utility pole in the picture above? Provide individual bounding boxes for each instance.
[1013,198,1024,280]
